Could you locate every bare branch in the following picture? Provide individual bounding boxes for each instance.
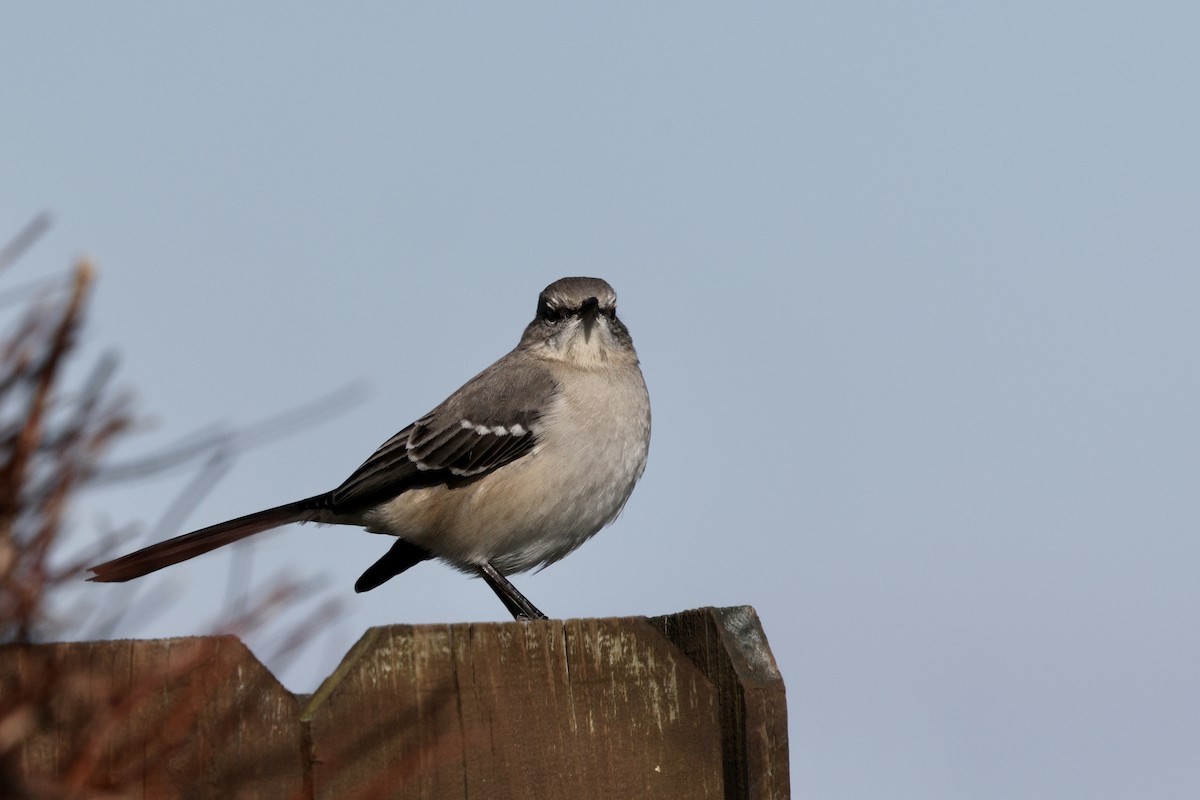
[0,212,51,273]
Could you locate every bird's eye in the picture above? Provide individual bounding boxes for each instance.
[541,305,563,322]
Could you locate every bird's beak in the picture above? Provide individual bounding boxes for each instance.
[580,297,600,342]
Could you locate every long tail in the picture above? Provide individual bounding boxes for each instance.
[87,496,327,583]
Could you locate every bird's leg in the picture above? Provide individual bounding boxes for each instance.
[477,562,548,620]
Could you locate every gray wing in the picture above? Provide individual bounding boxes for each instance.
[328,353,557,509]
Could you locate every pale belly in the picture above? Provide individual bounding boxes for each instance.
[363,371,650,574]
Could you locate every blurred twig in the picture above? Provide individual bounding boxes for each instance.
[0,260,104,643]
[0,212,51,274]
[0,220,364,797]
[91,380,365,486]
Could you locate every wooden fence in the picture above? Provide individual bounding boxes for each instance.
[0,606,788,799]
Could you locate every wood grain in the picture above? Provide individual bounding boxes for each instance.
[0,608,788,799]
[0,635,305,799]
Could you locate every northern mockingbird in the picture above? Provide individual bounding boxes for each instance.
[89,277,651,620]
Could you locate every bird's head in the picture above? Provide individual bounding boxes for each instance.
[521,277,635,367]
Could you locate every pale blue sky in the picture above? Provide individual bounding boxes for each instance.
[4,4,1199,797]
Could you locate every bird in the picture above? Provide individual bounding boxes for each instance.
[88,277,651,620]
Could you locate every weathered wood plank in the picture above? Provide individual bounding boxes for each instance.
[651,606,790,800]
[0,635,306,799]
[302,617,728,799]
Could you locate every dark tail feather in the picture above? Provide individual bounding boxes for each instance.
[354,537,433,593]
[88,496,325,583]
